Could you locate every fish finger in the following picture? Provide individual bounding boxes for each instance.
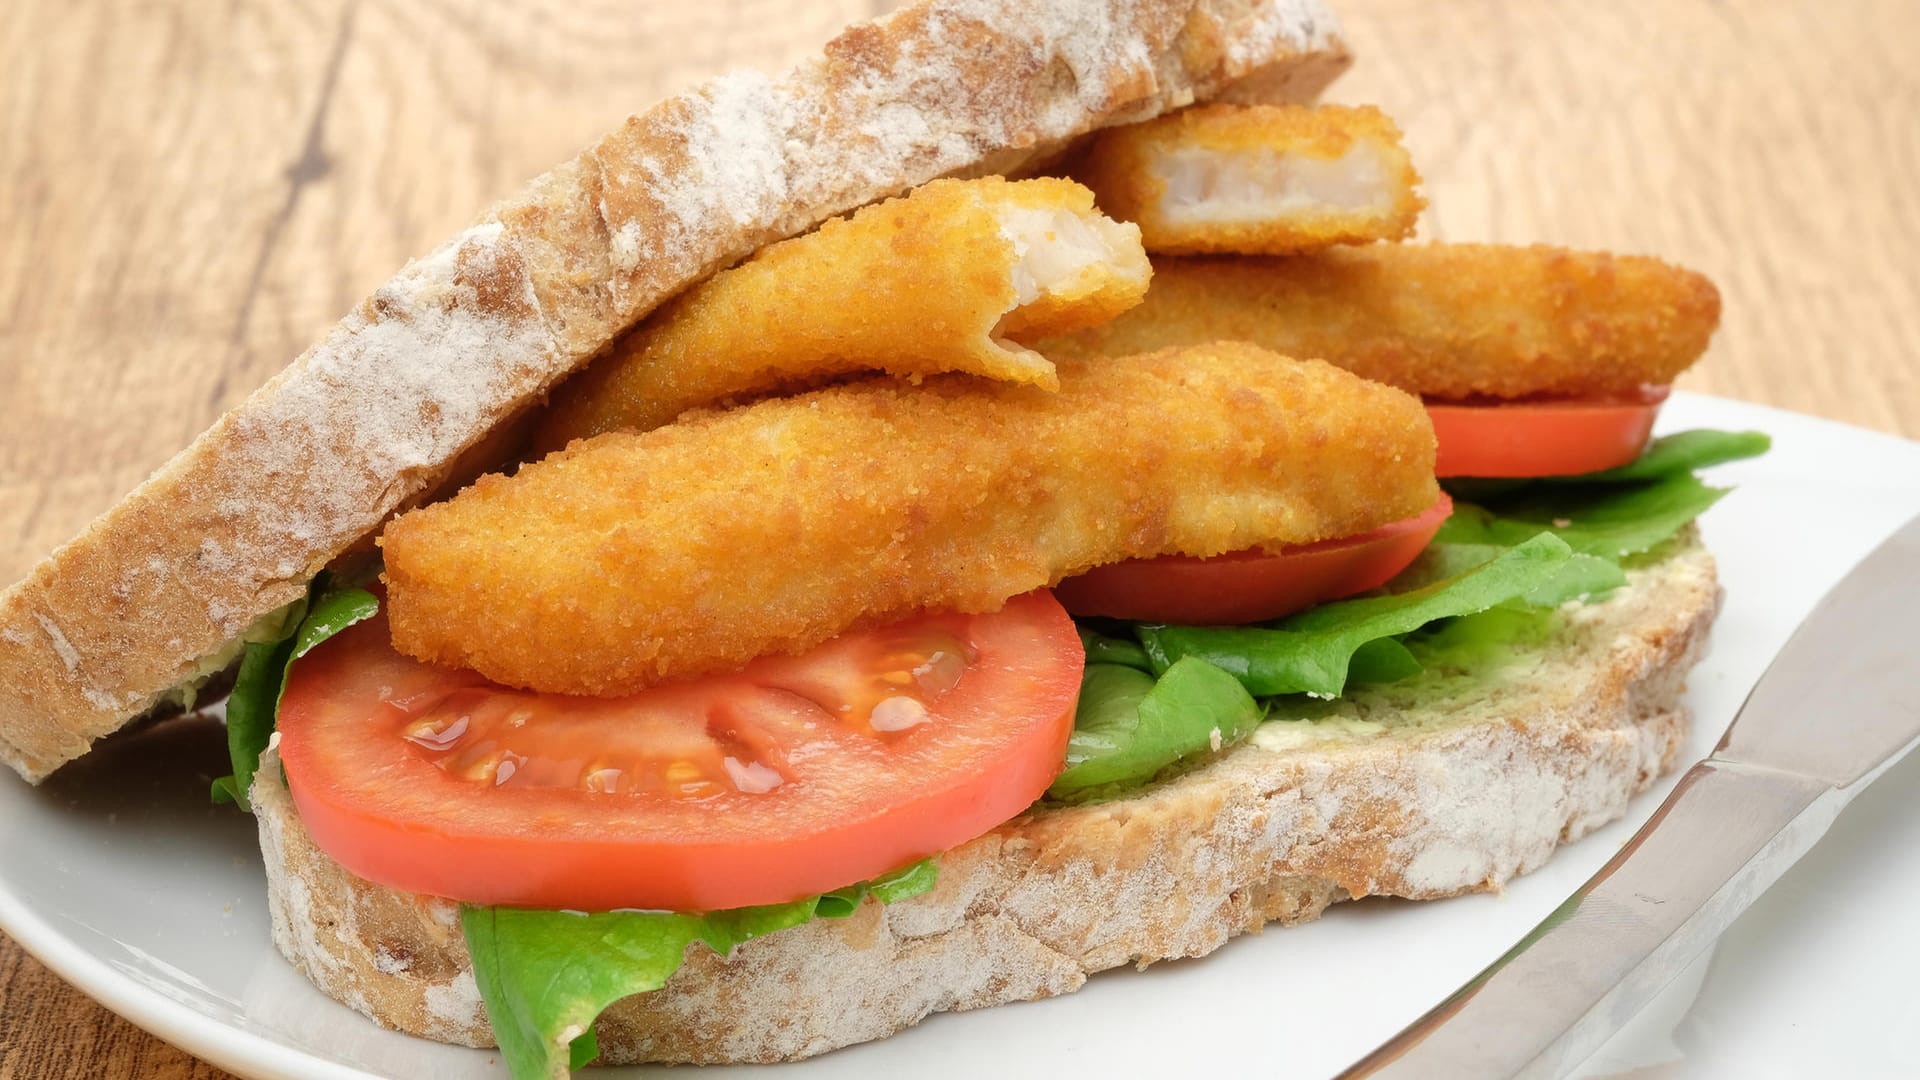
[531,176,1150,453]
[1036,244,1721,399]
[1073,104,1424,255]
[384,343,1439,696]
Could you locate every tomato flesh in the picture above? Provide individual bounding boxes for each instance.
[1054,494,1453,625]
[1428,387,1669,477]
[276,592,1082,912]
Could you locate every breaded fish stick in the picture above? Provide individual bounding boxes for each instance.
[1074,104,1424,255]
[1038,245,1721,399]
[385,344,1439,696]
[531,176,1150,453]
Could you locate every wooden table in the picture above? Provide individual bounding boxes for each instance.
[2,0,1915,1075]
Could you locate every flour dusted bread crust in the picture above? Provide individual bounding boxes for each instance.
[253,539,1718,1064]
[0,0,1351,783]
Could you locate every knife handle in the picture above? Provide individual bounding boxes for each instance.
[1343,759,1842,1080]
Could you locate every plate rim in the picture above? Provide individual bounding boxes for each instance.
[0,880,379,1080]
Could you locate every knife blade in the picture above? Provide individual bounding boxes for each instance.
[1339,510,1920,1080]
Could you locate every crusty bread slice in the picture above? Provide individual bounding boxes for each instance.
[0,0,1352,784]
[252,538,1718,1064]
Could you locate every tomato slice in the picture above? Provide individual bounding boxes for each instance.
[1427,387,1669,477]
[276,592,1082,912]
[1053,494,1453,625]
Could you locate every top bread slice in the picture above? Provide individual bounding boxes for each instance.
[0,0,1351,783]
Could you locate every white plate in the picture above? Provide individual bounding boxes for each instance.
[4,392,1918,1080]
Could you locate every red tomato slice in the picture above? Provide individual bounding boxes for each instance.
[1427,387,1669,477]
[276,592,1082,912]
[1053,494,1453,625]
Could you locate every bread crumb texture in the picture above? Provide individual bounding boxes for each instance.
[382,346,1437,695]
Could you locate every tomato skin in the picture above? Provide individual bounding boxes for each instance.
[276,592,1082,913]
[1053,494,1453,625]
[1428,387,1668,477]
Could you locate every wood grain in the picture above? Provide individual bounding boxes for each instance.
[2,0,1916,1075]
[1330,0,1920,439]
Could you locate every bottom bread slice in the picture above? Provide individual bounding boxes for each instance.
[253,537,1719,1065]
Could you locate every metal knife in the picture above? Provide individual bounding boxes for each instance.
[1339,510,1920,1080]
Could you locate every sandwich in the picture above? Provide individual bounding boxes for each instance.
[0,1,1770,1076]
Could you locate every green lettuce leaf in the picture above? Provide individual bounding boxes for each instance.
[1346,636,1424,685]
[1138,533,1584,698]
[1441,428,1770,504]
[210,584,379,810]
[1076,624,1152,671]
[1443,429,1771,499]
[1049,657,1262,802]
[1390,540,1627,607]
[464,861,938,1080]
[209,641,293,808]
[1570,429,1771,483]
[1055,663,1156,785]
[1435,472,1727,562]
[1516,549,1630,605]
[1407,605,1562,670]
[1428,430,1767,575]
[864,859,941,904]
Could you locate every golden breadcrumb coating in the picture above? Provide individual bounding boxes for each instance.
[530,176,1150,454]
[383,343,1438,696]
[1074,104,1424,255]
[1038,244,1721,399]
